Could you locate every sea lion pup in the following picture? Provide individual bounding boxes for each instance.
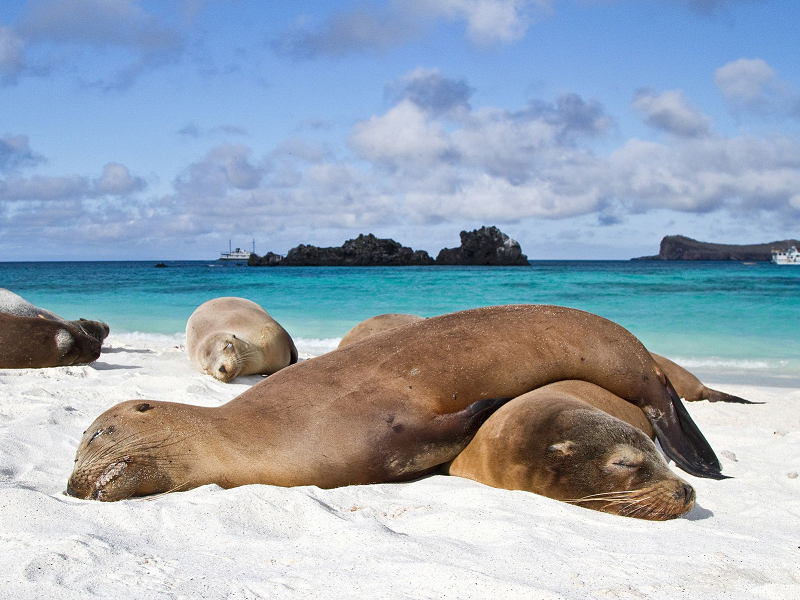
[650,353,756,404]
[338,313,425,348]
[67,304,724,502]
[0,313,102,368]
[186,297,298,383]
[445,381,695,520]
[0,288,110,343]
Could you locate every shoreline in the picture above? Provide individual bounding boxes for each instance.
[1,336,798,598]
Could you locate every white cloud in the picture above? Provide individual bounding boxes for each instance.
[350,100,451,168]
[608,135,800,214]
[272,0,544,58]
[175,144,265,197]
[715,58,800,117]
[632,89,711,137]
[715,58,775,104]
[421,0,544,46]
[91,163,147,197]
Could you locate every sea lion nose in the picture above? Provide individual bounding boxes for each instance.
[677,482,695,503]
[219,365,227,374]
[65,481,78,497]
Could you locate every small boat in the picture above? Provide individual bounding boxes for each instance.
[771,246,800,265]
[219,240,254,261]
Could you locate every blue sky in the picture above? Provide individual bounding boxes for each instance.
[2,0,800,261]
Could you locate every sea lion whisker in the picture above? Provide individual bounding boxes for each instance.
[564,489,639,502]
[134,480,192,501]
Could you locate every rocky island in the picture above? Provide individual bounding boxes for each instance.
[436,226,529,266]
[247,226,530,267]
[633,235,800,261]
[249,233,434,267]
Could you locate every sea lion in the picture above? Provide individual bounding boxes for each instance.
[67,304,724,502]
[0,313,102,368]
[186,297,298,383]
[651,353,756,404]
[445,381,695,520]
[0,288,110,343]
[338,313,425,348]
[340,315,757,406]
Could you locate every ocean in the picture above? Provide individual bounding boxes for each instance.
[2,260,798,386]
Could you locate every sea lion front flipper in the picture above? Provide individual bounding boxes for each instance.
[705,388,763,404]
[382,397,513,482]
[645,382,730,480]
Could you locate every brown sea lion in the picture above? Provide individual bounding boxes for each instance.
[186,297,298,383]
[0,288,110,343]
[339,315,757,406]
[0,313,102,368]
[338,313,425,348]
[67,304,724,502]
[651,353,756,404]
[445,381,695,520]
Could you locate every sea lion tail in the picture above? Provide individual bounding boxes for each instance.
[649,380,730,480]
[705,388,762,404]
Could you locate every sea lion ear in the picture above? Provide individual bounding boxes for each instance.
[547,441,575,456]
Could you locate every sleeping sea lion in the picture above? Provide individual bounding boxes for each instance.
[0,288,109,343]
[67,304,724,502]
[445,381,695,520]
[186,297,298,383]
[0,313,102,368]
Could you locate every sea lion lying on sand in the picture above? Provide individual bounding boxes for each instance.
[0,288,109,343]
[186,297,298,383]
[67,304,724,502]
[0,313,102,368]
[445,380,694,520]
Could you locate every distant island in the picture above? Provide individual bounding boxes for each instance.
[248,226,529,267]
[633,235,800,261]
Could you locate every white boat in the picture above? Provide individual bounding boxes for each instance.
[771,246,800,265]
[219,240,254,261]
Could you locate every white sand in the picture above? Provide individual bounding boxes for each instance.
[1,336,798,599]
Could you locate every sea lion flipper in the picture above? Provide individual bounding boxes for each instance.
[706,389,762,404]
[646,386,729,480]
[430,397,513,454]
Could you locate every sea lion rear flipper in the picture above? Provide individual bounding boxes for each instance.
[646,383,730,480]
[706,388,763,404]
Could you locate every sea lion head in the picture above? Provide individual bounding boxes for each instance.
[198,333,247,383]
[544,409,695,520]
[67,400,195,501]
[72,318,110,342]
[57,325,102,365]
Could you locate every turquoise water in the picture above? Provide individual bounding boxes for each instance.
[2,260,798,384]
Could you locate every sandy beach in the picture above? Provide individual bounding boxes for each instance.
[1,335,798,599]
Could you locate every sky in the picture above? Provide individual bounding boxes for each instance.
[2,0,800,261]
